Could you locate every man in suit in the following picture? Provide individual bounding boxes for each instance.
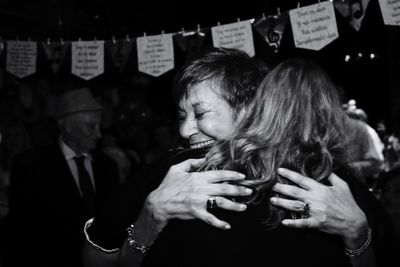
[5,88,119,267]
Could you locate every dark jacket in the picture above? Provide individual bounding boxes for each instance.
[5,142,119,267]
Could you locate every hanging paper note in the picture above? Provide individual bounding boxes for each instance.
[71,40,104,80]
[106,39,134,73]
[175,30,206,58]
[41,42,70,75]
[137,33,174,77]
[335,0,370,31]
[378,0,400,26]
[211,20,255,57]
[254,13,289,53]
[290,1,338,51]
[6,41,37,78]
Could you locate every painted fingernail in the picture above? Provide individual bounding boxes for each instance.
[281,220,289,226]
[240,204,247,210]
[245,188,253,194]
[278,168,285,173]
[270,197,277,203]
[225,224,231,230]
[239,173,246,178]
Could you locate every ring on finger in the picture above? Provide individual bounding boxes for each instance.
[300,202,311,219]
[207,197,217,209]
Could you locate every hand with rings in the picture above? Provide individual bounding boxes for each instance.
[270,168,370,248]
[146,158,252,231]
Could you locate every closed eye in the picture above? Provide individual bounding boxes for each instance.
[195,112,206,120]
[177,115,186,122]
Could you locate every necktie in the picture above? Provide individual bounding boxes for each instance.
[73,156,95,218]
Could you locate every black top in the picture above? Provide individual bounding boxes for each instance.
[89,148,400,267]
[143,204,350,267]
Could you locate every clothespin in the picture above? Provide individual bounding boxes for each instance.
[161,30,165,35]
[47,38,51,45]
[126,34,131,42]
[262,13,266,20]
[78,37,82,42]
[197,24,205,36]
[94,37,97,43]
[297,2,301,8]
[112,35,116,44]
[181,27,185,34]
[217,21,221,26]
[143,32,147,37]
[237,17,241,22]
[277,7,281,15]
[60,38,64,45]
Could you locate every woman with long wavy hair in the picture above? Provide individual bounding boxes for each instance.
[203,58,348,225]
[141,58,398,267]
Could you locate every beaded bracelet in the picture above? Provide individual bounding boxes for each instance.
[345,228,372,257]
[126,224,150,254]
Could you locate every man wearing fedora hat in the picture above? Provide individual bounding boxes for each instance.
[6,88,119,267]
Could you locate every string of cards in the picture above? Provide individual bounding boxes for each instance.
[4,0,400,80]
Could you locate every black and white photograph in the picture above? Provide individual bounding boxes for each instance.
[0,0,399,266]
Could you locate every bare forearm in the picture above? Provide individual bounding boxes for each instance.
[118,197,168,266]
[342,222,376,267]
[133,200,168,247]
[342,216,369,249]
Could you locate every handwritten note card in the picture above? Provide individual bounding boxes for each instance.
[71,41,104,80]
[137,33,174,77]
[6,41,37,78]
[334,0,370,31]
[290,1,338,50]
[211,20,255,57]
[106,39,134,72]
[378,0,400,26]
[42,42,69,75]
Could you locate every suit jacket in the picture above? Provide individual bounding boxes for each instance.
[6,142,119,267]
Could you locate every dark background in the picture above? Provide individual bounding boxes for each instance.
[0,0,399,132]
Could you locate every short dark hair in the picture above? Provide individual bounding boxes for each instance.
[173,47,269,115]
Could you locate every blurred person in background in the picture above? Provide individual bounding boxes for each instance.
[343,100,384,186]
[6,88,119,267]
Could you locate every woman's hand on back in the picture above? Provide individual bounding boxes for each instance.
[146,158,252,230]
[271,168,370,249]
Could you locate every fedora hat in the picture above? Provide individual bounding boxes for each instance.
[53,88,103,118]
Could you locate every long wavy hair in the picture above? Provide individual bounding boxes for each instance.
[202,58,348,227]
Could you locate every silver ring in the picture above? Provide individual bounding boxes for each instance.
[301,202,311,219]
[207,197,217,209]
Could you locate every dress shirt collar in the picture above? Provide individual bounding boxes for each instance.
[58,136,93,161]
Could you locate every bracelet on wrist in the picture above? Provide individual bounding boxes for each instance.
[126,224,150,254]
[84,218,120,254]
[345,228,372,257]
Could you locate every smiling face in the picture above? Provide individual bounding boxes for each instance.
[178,81,244,149]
